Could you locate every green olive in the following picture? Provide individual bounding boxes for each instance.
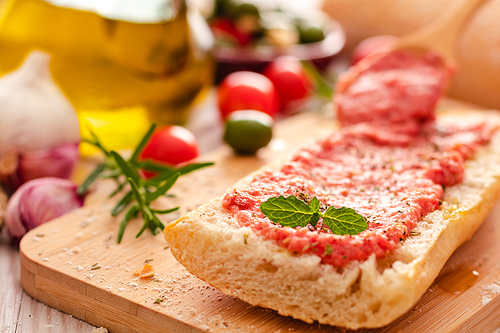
[233,3,260,18]
[295,14,326,44]
[298,25,325,44]
[224,110,273,155]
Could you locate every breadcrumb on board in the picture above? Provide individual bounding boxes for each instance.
[480,282,500,306]
[90,327,108,333]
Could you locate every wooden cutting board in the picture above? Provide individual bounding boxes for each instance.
[19,101,500,333]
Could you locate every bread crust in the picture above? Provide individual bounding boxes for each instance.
[164,111,500,329]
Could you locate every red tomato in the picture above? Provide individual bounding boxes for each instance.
[217,71,279,119]
[210,18,253,46]
[263,55,312,111]
[351,35,399,65]
[139,126,199,178]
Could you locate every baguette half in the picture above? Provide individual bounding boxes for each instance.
[164,110,500,329]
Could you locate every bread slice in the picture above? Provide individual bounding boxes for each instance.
[164,110,500,329]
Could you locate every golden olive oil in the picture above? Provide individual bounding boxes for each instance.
[0,0,213,153]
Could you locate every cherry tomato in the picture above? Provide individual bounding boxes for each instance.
[217,71,279,119]
[351,35,399,65]
[139,125,199,178]
[263,55,312,111]
[224,110,273,155]
[210,18,253,45]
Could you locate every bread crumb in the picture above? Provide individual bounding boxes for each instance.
[481,282,500,294]
[67,246,81,255]
[481,295,492,306]
[90,327,108,333]
[134,263,155,279]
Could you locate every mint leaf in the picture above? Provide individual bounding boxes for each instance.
[259,195,368,235]
[308,197,321,227]
[322,207,368,236]
[260,195,320,227]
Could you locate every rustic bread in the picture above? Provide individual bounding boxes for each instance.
[164,111,500,329]
[321,0,500,111]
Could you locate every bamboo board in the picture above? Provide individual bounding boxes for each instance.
[20,102,500,333]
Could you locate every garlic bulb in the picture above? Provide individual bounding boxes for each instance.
[0,51,81,190]
[5,177,84,242]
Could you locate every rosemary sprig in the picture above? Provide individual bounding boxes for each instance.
[78,124,214,243]
[302,61,335,99]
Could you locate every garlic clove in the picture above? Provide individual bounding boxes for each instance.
[20,142,79,187]
[0,51,80,156]
[0,51,81,190]
[5,177,85,242]
[0,142,80,191]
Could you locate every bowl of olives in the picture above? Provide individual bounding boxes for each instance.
[208,0,345,82]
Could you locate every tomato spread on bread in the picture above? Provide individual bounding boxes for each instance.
[336,50,451,135]
[222,50,495,267]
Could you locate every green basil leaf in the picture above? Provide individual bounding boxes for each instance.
[322,207,368,236]
[260,195,320,228]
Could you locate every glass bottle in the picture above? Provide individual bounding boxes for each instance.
[0,0,214,152]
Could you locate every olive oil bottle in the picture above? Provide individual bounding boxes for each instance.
[0,0,214,152]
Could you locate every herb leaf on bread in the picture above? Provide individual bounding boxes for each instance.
[323,206,368,235]
[259,195,320,227]
[260,195,367,235]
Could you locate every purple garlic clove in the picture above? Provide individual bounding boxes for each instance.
[0,142,79,191]
[5,177,85,242]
